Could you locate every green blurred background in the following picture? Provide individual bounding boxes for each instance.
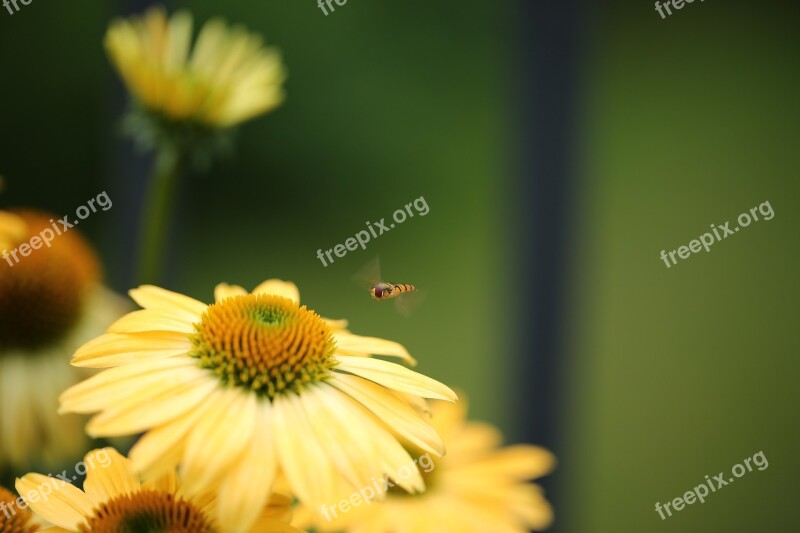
[1,0,798,531]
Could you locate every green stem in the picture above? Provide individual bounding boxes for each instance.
[135,143,184,285]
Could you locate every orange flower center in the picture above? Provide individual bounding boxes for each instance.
[189,294,336,399]
[0,486,39,532]
[0,210,99,350]
[80,490,212,533]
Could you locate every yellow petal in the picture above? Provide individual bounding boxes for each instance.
[334,356,457,402]
[72,332,191,368]
[82,448,140,505]
[60,357,198,415]
[304,384,385,491]
[15,474,93,530]
[272,390,338,507]
[129,392,220,481]
[329,374,444,456]
[214,282,248,302]
[333,333,416,365]
[86,373,217,436]
[217,400,277,533]
[129,285,207,316]
[181,388,256,495]
[252,279,300,303]
[108,309,196,335]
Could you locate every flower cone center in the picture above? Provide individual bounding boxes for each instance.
[0,210,99,350]
[80,490,212,533]
[0,487,39,532]
[190,294,336,398]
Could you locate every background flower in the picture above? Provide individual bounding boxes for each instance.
[0,210,127,479]
[16,447,300,533]
[298,396,555,533]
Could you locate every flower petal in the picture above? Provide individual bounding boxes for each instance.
[272,390,338,506]
[72,332,191,368]
[86,372,217,436]
[15,474,93,530]
[108,309,196,335]
[59,357,198,416]
[214,283,247,302]
[329,373,445,456]
[129,285,207,317]
[334,356,457,402]
[129,392,221,481]
[333,332,416,365]
[252,279,300,303]
[82,448,140,506]
[217,400,277,533]
[181,388,256,495]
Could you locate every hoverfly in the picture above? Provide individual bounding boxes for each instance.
[354,257,422,315]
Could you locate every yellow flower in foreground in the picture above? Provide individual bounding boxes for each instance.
[298,397,556,533]
[16,448,300,533]
[105,6,286,128]
[0,210,126,473]
[0,485,39,532]
[60,279,456,533]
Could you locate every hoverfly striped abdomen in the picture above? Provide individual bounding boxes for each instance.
[370,282,416,301]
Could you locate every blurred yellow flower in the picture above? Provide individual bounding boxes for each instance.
[16,448,300,533]
[0,210,126,473]
[297,397,556,533]
[105,6,286,128]
[59,279,455,533]
[0,485,39,532]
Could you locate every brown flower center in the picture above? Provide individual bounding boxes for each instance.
[189,294,336,399]
[80,490,213,533]
[0,210,100,350]
[0,486,39,533]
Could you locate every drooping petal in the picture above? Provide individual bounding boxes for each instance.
[333,333,416,365]
[329,373,444,456]
[181,388,256,495]
[217,400,277,533]
[335,356,457,402]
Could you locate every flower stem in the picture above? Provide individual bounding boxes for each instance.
[135,143,184,285]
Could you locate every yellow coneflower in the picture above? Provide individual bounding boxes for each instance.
[16,448,300,533]
[105,5,286,129]
[0,210,126,474]
[0,485,39,532]
[297,397,556,533]
[59,279,456,533]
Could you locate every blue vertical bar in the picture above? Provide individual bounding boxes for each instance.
[515,1,584,529]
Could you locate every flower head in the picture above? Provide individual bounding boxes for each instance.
[60,279,456,532]
[0,210,124,472]
[298,397,556,533]
[16,448,299,533]
[105,6,286,129]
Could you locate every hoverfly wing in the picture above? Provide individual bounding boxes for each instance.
[394,288,426,317]
[352,256,383,292]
